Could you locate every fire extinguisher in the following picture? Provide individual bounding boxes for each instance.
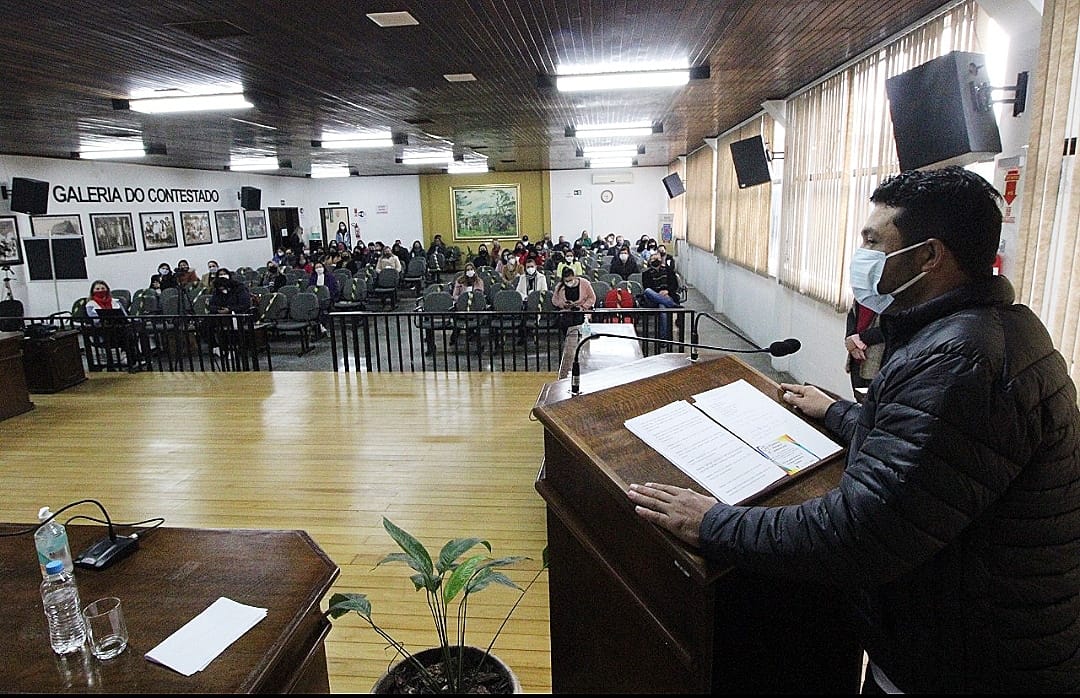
[992,253,1004,276]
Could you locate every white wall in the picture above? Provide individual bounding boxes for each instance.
[0,155,421,315]
[548,167,671,242]
[673,4,1042,398]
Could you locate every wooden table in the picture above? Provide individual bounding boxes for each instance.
[0,331,33,420]
[0,524,339,693]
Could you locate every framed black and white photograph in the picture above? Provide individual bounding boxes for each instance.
[180,210,213,246]
[214,209,243,243]
[139,211,178,250]
[89,212,137,255]
[0,216,23,266]
[244,209,268,239]
[30,214,83,239]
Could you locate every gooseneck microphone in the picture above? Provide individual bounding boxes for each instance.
[570,332,801,395]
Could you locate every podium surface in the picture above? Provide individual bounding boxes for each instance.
[533,354,861,693]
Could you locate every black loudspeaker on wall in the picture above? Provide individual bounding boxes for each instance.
[662,172,685,198]
[729,136,771,189]
[886,50,1002,172]
[10,177,49,215]
[240,186,261,211]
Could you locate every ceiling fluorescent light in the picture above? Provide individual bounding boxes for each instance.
[317,136,394,149]
[573,124,654,139]
[444,73,476,82]
[582,145,640,157]
[77,147,147,160]
[400,153,454,165]
[229,156,278,171]
[447,163,490,174]
[310,166,351,178]
[588,158,634,168]
[557,69,689,92]
[126,92,252,114]
[367,11,419,27]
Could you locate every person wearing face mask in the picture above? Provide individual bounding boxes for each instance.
[174,259,199,288]
[555,251,584,281]
[627,167,1080,694]
[153,262,178,291]
[551,266,595,336]
[208,269,252,314]
[472,245,492,269]
[335,221,352,248]
[608,245,639,279]
[201,260,221,291]
[656,245,675,271]
[309,261,340,303]
[451,262,485,302]
[262,260,287,291]
[84,279,127,318]
[375,245,403,273]
[514,257,548,301]
[641,252,681,339]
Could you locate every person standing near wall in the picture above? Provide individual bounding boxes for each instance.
[844,300,885,401]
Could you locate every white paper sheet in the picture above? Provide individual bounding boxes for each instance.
[691,379,842,473]
[144,597,267,677]
[624,400,787,504]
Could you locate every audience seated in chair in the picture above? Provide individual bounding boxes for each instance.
[551,266,595,337]
[641,252,681,339]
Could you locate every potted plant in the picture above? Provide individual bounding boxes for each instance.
[326,517,548,694]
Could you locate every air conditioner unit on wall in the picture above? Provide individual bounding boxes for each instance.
[591,172,634,185]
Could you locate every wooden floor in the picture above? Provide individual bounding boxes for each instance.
[0,370,555,693]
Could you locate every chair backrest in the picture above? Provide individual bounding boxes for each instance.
[603,273,622,286]
[261,292,290,321]
[311,285,330,303]
[71,297,88,318]
[193,295,210,314]
[420,291,454,313]
[289,292,320,321]
[160,287,180,314]
[454,289,486,311]
[333,268,351,288]
[628,272,643,288]
[423,282,448,296]
[492,289,525,312]
[375,268,399,289]
[110,289,132,309]
[618,279,644,296]
[590,281,611,306]
[405,257,427,277]
[130,288,161,315]
[428,251,445,270]
[278,284,300,301]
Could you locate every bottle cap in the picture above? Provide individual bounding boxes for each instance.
[44,560,64,575]
[38,506,52,523]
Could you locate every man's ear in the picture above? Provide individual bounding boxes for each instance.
[922,238,950,272]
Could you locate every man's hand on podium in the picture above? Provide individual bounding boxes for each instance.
[626,482,719,549]
[778,382,837,419]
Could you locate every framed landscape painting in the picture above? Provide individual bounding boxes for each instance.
[0,216,23,266]
[451,184,520,240]
[89,212,137,255]
[214,209,243,243]
[30,214,83,239]
[139,211,178,250]
[180,210,212,246]
[244,209,268,239]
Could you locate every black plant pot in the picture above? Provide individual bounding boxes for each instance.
[371,645,521,694]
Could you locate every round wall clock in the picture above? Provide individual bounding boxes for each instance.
[600,189,613,203]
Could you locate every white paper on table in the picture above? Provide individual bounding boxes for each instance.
[144,597,268,677]
[691,379,842,473]
[624,400,787,504]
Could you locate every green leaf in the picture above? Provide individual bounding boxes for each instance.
[437,537,491,574]
[542,546,549,569]
[382,518,434,580]
[466,569,521,594]
[326,592,372,620]
[443,554,487,604]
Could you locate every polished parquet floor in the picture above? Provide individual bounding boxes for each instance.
[0,370,554,693]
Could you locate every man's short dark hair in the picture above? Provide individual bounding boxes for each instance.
[870,166,1003,278]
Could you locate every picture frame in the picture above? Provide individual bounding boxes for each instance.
[88,212,137,255]
[139,211,178,250]
[30,214,83,239]
[451,184,520,240]
[244,209,268,239]
[0,216,23,266]
[214,209,243,243]
[180,210,213,246]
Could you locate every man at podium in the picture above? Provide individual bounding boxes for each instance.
[627,168,1080,694]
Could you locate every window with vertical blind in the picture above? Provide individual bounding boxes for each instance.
[1016,0,1080,391]
[714,116,774,275]
[777,0,984,310]
[685,145,716,252]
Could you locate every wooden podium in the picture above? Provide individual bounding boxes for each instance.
[533,354,862,693]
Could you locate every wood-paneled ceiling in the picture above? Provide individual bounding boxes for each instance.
[0,0,951,178]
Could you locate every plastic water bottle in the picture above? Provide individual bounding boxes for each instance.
[34,506,73,578]
[580,319,592,337]
[41,559,86,655]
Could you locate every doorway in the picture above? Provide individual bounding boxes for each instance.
[268,207,300,253]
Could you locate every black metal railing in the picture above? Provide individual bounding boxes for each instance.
[13,314,272,373]
[328,307,693,372]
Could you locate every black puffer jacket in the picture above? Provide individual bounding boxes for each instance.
[700,276,1080,692]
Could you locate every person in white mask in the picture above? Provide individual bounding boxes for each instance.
[626,166,1080,693]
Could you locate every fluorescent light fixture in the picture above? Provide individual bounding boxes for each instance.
[77,147,147,160]
[367,11,419,27]
[126,92,252,114]
[588,158,634,168]
[444,73,476,82]
[400,153,455,165]
[310,166,351,178]
[571,122,655,139]
[582,145,640,157]
[229,156,278,171]
[317,134,394,149]
[447,162,490,174]
[557,69,689,92]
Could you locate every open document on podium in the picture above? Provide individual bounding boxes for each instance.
[624,379,842,504]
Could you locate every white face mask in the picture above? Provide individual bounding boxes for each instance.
[465,270,475,278]
[849,241,928,314]
[525,267,536,275]
[619,253,629,261]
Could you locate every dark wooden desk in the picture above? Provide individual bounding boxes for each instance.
[23,329,87,392]
[0,525,339,693]
[0,331,34,420]
[533,355,861,693]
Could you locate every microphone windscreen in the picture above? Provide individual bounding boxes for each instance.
[768,338,802,357]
